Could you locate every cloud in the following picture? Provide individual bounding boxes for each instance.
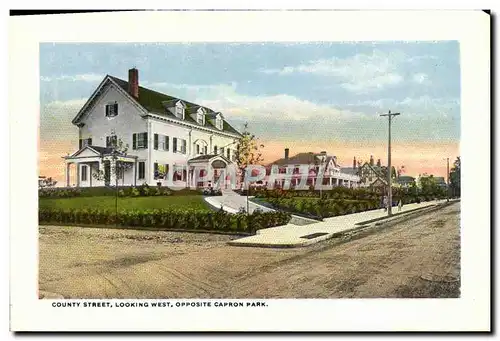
[146,81,365,122]
[347,95,459,113]
[260,50,442,94]
[260,50,409,93]
[412,73,429,84]
[40,73,104,83]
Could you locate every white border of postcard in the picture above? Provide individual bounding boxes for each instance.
[9,10,490,331]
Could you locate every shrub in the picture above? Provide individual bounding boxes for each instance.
[38,208,292,234]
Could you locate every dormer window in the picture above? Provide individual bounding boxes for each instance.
[215,113,223,130]
[175,101,185,120]
[105,102,118,118]
[196,108,205,125]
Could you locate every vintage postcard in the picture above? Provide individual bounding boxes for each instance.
[9,10,490,332]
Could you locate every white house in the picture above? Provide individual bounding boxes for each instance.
[267,149,361,188]
[64,68,242,188]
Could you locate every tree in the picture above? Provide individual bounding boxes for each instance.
[449,156,461,197]
[92,133,133,187]
[234,123,264,185]
[92,132,133,227]
[380,166,397,180]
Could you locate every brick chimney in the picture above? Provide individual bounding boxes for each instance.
[370,155,374,166]
[377,158,381,167]
[284,148,289,161]
[353,157,357,169]
[128,68,139,99]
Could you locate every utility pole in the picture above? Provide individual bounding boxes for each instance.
[446,157,450,202]
[380,110,400,216]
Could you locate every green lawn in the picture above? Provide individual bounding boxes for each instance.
[39,195,210,212]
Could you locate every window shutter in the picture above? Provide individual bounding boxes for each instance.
[132,133,137,150]
[105,105,109,117]
[154,134,158,150]
[114,103,118,116]
[144,132,148,149]
[165,136,169,151]
[173,138,177,152]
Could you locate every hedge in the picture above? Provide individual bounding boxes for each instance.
[38,208,292,234]
[39,185,204,199]
[264,197,380,219]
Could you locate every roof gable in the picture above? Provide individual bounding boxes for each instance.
[188,154,231,164]
[72,75,148,125]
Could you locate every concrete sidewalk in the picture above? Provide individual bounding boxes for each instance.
[228,199,451,248]
[204,192,318,225]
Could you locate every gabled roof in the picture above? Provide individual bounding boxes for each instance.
[188,154,232,163]
[109,76,241,136]
[397,175,415,182]
[370,177,388,187]
[340,167,358,175]
[72,75,241,137]
[66,145,128,159]
[270,152,337,166]
[360,162,385,178]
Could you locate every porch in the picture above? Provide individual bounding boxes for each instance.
[63,145,138,187]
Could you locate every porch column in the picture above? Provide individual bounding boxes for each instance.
[66,162,71,187]
[76,163,80,187]
[110,158,117,186]
[329,177,332,187]
[132,161,136,186]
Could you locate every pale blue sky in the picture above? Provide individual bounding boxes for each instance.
[39,42,460,143]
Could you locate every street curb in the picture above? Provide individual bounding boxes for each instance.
[228,200,458,249]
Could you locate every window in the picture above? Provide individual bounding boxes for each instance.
[197,109,205,125]
[133,132,148,149]
[138,162,145,180]
[204,146,208,155]
[180,139,187,154]
[173,138,178,152]
[214,146,218,155]
[220,147,224,156]
[154,163,159,179]
[79,138,92,149]
[156,135,169,151]
[215,114,223,130]
[105,103,118,117]
[175,102,184,119]
[81,165,88,181]
[106,135,117,148]
[196,144,200,154]
[227,148,230,159]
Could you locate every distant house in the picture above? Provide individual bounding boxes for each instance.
[434,176,448,189]
[358,162,388,189]
[266,149,360,188]
[396,175,416,189]
[416,175,447,190]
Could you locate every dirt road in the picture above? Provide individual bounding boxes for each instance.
[39,202,460,298]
